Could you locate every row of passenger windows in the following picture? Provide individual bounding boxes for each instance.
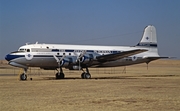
[57,53,71,55]
[18,48,111,56]
[19,48,119,55]
[57,52,105,56]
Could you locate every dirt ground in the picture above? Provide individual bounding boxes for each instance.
[0,60,180,111]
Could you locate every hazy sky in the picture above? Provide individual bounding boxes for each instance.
[0,0,180,59]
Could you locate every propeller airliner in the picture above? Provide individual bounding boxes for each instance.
[5,25,168,80]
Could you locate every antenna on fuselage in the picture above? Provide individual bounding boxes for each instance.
[25,42,30,45]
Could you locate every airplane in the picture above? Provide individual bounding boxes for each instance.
[5,25,169,80]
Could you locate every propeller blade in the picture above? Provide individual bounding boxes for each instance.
[59,55,66,62]
[53,55,60,63]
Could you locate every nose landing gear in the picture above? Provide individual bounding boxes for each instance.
[20,68,27,81]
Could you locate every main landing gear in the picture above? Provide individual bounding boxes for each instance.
[56,67,65,79]
[20,68,27,81]
[81,67,91,79]
[55,67,91,79]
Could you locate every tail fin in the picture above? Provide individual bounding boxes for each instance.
[136,25,157,47]
[136,25,160,57]
[136,25,171,61]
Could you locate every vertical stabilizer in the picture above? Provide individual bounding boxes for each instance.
[137,25,157,47]
[136,25,159,56]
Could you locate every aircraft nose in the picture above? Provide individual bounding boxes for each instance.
[5,54,11,61]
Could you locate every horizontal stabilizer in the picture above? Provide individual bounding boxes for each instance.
[143,56,173,63]
[96,49,147,62]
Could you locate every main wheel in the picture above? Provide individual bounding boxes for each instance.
[59,72,65,79]
[84,73,91,79]
[20,73,27,81]
[81,72,86,79]
[56,73,65,79]
[56,73,60,79]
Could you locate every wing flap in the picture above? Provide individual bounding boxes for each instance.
[96,49,147,62]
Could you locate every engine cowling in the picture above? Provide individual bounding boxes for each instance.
[77,54,93,64]
[59,59,69,67]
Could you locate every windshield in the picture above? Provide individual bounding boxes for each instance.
[11,50,25,53]
[11,48,31,53]
[19,48,26,51]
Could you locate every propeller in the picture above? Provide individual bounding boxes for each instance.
[73,50,86,70]
[53,55,66,67]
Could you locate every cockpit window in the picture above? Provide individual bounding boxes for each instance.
[18,48,30,52]
[19,48,25,51]
[12,48,29,53]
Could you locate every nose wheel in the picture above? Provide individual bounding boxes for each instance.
[20,73,27,80]
[20,69,27,81]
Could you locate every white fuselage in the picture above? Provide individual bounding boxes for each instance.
[5,43,159,70]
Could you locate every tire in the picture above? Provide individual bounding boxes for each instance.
[60,73,65,79]
[81,72,85,79]
[56,73,60,79]
[56,73,65,79]
[84,73,91,79]
[20,73,27,81]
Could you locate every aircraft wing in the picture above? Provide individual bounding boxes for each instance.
[96,49,147,62]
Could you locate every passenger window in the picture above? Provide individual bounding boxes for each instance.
[69,53,71,55]
[27,49,30,52]
[63,53,65,55]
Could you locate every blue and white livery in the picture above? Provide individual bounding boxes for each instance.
[5,25,168,80]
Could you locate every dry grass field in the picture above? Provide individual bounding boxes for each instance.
[0,60,180,111]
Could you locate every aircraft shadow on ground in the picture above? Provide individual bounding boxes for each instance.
[42,76,138,80]
[43,74,179,80]
[1,74,178,81]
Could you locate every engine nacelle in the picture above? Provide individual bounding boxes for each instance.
[68,65,81,70]
[59,59,69,67]
[77,54,93,64]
